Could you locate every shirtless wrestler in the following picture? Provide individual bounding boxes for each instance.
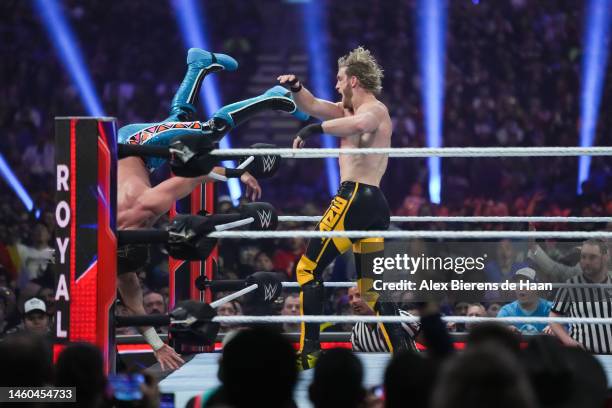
[279,46,410,369]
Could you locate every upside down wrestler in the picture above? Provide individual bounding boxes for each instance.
[278,46,412,369]
[117,48,307,370]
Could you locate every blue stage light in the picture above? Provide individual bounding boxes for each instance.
[172,0,241,204]
[304,0,340,196]
[0,153,34,212]
[577,0,611,193]
[33,0,104,116]
[417,0,447,204]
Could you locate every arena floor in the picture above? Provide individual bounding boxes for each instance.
[159,353,612,408]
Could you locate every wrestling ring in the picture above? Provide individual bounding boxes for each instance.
[53,117,612,407]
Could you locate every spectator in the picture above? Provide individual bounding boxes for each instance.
[217,195,235,214]
[332,292,355,332]
[527,224,583,282]
[143,290,168,333]
[384,350,437,408]
[143,291,166,315]
[0,332,53,387]
[22,297,50,335]
[497,267,552,334]
[16,222,54,285]
[191,327,297,408]
[521,335,607,408]
[466,322,521,355]
[431,345,538,408]
[397,182,426,216]
[55,343,108,408]
[37,286,56,317]
[448,301,469,332]
[236,244,262,277]
[280,292,300,332]
[21,133,54,179]
[465,303,487,331]
[216,300,242,334]
[273,235,306,279]
[309,348,365,408]
[453,301,469,316]
[486,302,502,317]
[484,239,527,288]
[253,251,275,272]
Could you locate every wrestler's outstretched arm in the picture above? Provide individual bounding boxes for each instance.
[320,109,380,137]
[278,74,344,121]
[130,167,260,220]
[293,106,382,148]
[117,273,185,371]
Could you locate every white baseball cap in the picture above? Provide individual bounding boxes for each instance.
[24,297,46,314]
[514,267,537,281]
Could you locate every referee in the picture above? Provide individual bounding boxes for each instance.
[348,286,420,352]
[549,239,612,354]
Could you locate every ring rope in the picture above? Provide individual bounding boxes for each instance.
[211,315,612,325]
[211,146,612,158]
[278,215,612,224]
[210,284,258,309]
[210,230,612,240]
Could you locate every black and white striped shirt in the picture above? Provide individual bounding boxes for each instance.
[350,310,420,352]
[552,274,612,354]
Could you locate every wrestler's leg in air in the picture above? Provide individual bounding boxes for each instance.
[117,87,308,149]
[117,49,308,169]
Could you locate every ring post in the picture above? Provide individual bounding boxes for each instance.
[169,181,216,308]
[54,117,117,374]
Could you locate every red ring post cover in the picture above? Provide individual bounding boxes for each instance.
[54,117,117,373]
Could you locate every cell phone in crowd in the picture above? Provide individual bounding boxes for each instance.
[108,373,145,404]
[369,385,385,399]
[160,393,175,408]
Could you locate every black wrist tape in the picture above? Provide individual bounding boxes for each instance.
[297,123,323,140]
[225,168,246,178]
[288,77,302,92]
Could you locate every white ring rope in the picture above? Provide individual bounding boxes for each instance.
[210,230,612,240]
[278,215,612,224]
[212,315,612,325]
[211,146,612,158]
[214,217,254,232]
[279,282,612,289]
[210,284,258,309]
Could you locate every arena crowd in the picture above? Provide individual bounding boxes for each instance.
[2,0,612,406]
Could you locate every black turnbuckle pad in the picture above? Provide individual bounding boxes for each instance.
[169,134,217,177]
[169,300,219,346]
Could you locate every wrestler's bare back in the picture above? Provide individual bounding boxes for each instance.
[338,100,391,187]
[117,157,157,230]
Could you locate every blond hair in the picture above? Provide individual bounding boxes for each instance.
[337,46,384,94]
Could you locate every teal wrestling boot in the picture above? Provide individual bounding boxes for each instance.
[168,48,238,121]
